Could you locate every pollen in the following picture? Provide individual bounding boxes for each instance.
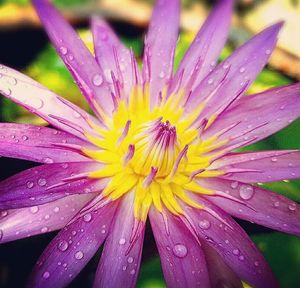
[82,85,224,221]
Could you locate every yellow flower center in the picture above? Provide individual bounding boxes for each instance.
[82,85,226,221]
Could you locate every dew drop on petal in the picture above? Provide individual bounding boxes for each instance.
[1,211,8,217]
[83,213,92,222]
[233,249,240,255]
[239,67,245,73]
[22,135,28,141]
[271,157,277,162]
[230,181,238,189]
[127,257,134,264]
[288,203,296,211]
[38,178,47,187]
[60,46,68,55]
[75,251,84,260]
[274,201,280,207]
[41,227,48,233]
[58,240,69,252]
[26,181,34,189]
[239,185,254,200]
[43,271,50,279]
[265,49,271,55]
[173,244,188,258]
[159,71,165,79]
[119,238,126,245]
[30,206,39,214]
[199,220,211,230]
[54,207,60,213]
[92,74,103,86]
[130,269,136,275]
[43,157,54,164]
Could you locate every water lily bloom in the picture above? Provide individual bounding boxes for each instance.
[0,0,300,287]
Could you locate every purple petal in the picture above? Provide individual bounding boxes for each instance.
[149,207,210,287]
[33,0,114,116]
[182,197,278,288]
[173,0,232,92]
[94,193,144,288]
[28,201,117,288]
[186,22,283,120]
[0,162,106,209]
[198,178,300,236]
[0,194,93,244]
[92,17,134,98]
[203,84,300,149]
[211,150,300,183]
[143,0,180,108]
[0,65,100,139]
[0,123,92,163]
[202,242,242,288]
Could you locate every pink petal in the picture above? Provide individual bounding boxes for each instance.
[0,194,93,243]
[173,0,233,92]
[203,84,300,150]
[202,242,242,288]
[0,162,106,209]
[149,207,210,287]
[28,201,117,288]
[211,150,300,183]
[198,178,300,236]
[32,0,114,116]
[94,193,144,288]
[186,23,282,121]
[143,0,180,108]
[182,197,278,288]
[92,17,134,98]
[0,123,92,163]
[0,65,100,139]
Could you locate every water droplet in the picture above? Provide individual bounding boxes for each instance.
[43,157,54,164]
[58,240,69,252]
[1,211,8,217]
[54,207,60,213]
[122,265,127,271]
[26,181,34,189]
[199,220,211,230]
[288,203,296,211]
[43,271,50,279]
[75,251,84,260]
[41,227,48,233]
[254,261,259,267]
[38,178,47,187]
[271,157,277,162]
[239,67,245,73]
[127,257,134,263]
[239,185,254,200]
[8,77,17,86]
[0,229,3,240]
[30,206,39,214]
[101,229,106,234]
[73,110,81,119]
[207,78,214,85]
[44,214,50,220]
[83,213,92,222]
[173,244,188,258]
[119,238,126,245]
[22,135,28,141]
[239,255,245,261]
[265,49,271,55]
[92,74,103,86]
[159,71,165,79]
[274,201,280,207]
[60,46,68,55]
[230,181,238,189]
[233,249,240,255]
[130,269,136,275]
[61,163,68,169]
[223,63,229,69]
[32,98,44,109]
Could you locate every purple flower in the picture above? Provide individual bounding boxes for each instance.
[0,0,299,287]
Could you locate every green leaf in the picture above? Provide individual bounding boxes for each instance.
[251,233,300,288]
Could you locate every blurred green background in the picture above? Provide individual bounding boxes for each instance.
[0,0,299,287]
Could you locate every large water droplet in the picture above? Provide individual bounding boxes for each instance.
[58,240,69,252]
[173,244,188,258]
[92,74,103,86]
[239,185,254,200]
[75,251,84,260]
